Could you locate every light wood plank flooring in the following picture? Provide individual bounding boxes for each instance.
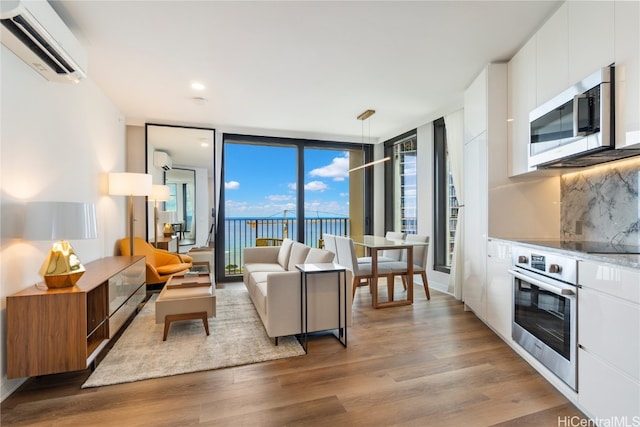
[1,281,587,426]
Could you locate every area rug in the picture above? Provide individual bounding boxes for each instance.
[82,286,305,388]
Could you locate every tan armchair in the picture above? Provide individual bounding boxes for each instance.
[118,238,192,285]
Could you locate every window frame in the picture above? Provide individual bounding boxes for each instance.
[383,129,418,234]
[433,117,451,274]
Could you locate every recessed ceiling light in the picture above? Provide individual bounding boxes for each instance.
[200,142,209,148]
[191,82,205,91]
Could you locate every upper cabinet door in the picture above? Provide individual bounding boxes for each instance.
[536,3,569,105]
[508,37,537,177]
[568,1,614,84]
[614,0,640,148]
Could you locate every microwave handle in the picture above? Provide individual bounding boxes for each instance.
[573,94,589,137]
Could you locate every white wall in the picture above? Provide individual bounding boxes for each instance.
[0,46,127,401]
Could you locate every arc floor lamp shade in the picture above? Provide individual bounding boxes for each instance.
[108,173,152,255]
[24,202,98,288]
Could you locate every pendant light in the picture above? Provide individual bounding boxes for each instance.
[349,109,391,173]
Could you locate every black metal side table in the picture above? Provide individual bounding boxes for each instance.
[295,263,348,353]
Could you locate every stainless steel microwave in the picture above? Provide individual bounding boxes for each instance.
[528,67,614,168]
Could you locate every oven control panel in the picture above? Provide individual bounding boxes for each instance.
[512,246,577,285]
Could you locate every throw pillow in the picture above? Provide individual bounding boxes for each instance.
[277,238,294,269]
[287,242,311,271]
[304,248,334,264]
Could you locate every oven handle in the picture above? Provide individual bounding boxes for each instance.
[508,269,575,297]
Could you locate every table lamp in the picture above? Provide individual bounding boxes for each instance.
[24,202,98,288]
[158,210,177,236]
[108,172,152,255]
[148,184,170,246]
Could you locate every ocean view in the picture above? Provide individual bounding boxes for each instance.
[223,216,349,272]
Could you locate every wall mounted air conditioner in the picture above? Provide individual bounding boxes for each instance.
[154,152,172,171]
[1,0,87,83]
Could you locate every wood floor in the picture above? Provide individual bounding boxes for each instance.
[2,281,587,426]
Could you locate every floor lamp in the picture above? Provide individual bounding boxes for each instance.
[148,184,170,247]
[108,172,152,256]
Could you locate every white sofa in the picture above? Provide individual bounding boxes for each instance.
[243,238,353,343]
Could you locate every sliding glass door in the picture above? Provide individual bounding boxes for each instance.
[216,135,371,282]
[221,142,297,277]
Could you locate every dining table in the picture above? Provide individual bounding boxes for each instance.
[351,234,428,308]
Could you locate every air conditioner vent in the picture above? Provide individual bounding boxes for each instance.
[1,0,87,83]
[154,152,172,171]
[2,16,75,75]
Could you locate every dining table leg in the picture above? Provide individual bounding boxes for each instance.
[407,247,414,304]
[372,248,379,308]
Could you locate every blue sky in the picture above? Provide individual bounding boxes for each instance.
[224,144,350,218]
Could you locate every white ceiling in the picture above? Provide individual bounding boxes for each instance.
[53,0,562,143]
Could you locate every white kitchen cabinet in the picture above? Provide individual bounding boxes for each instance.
[486,239,512,339]
[507,37,537,177]
[536,2,568,105]
[462,63,507,320]
[463,132,488,319]
[614,0,640,148]
[577,260,640,420]
[567,1,614,85]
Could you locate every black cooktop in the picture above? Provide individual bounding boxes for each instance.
[517,240,640,255]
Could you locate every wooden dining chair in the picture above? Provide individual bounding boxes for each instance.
[323,234,337,257]
[388,234,431,300]
[334,235,393,300]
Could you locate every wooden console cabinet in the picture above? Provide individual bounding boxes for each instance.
[152,236,177,252]
[6,256,145,379]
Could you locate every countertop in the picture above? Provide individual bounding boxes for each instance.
[489,237,640,270]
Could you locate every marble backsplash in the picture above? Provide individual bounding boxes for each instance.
[561,158,640,245]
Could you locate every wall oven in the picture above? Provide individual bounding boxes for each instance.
[509,246,578,391]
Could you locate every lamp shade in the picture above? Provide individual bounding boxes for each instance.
[158,210,177,224]
[149,184,171,202]
[108,172,152,196]
[24,202,98,241]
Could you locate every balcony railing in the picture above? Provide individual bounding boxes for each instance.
[223,217,349,276]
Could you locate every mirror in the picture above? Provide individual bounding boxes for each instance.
[146,124,215,252]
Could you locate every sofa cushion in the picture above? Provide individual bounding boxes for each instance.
[250,271,276,288]
[287,242,311,271]
[277,238,294,269]
[244,263,286,275]
[304,247,335,264]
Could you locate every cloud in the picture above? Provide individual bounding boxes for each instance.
[266,194,294,202]
[225,181,240,190]
[288,182,296,191]
[309,154,349,182]
[304,180,328,192]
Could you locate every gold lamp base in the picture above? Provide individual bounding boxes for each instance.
[162,223,175,237]
[43,271,85,289]
[39,241,86,289]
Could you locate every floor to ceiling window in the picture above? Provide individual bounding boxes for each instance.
[216,134,371,282]
[384,130,418,234]
[433,117,459,273]
[303,148,353,248]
